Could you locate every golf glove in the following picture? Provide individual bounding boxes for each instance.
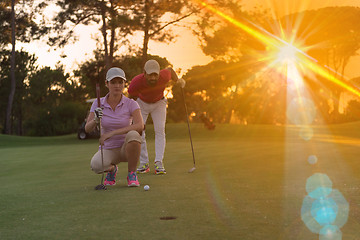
[94,107,103,124]
[178,78,186,88]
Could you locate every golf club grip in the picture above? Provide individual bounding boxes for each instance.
[95,83,102,136]
[96,83,101,108]
[95,82,102,136]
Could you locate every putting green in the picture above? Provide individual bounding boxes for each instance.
[0,123,360,239]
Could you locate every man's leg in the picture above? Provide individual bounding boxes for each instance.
[136,99,151,172]
[139,129,149,165]
[151,98,167,172]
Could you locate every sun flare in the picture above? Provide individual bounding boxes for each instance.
[277,45,297,64]
[196,0,360,97]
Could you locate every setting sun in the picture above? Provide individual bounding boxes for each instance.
[196,0,360,99]
[276,45,298,64]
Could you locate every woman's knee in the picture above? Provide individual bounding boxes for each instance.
[90,158,103,174]
[125,130,142,144]
[90,151,112,174]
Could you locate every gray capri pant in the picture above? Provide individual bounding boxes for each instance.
[90,130,142,174]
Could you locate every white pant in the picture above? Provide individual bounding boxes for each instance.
[137,98,167,165]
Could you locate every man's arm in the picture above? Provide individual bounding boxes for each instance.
[166,67,179,81]
[166,67,185,88]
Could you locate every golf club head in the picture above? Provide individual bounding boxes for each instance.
[188,167,196,173]
[94,184,107,190]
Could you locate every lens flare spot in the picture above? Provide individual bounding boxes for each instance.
[315,207,337,225]
[309,187,333,199]
[329,190,349,228]
[302,178,349,237]
[308,155,318,164]
[311,198,338,225]
[306,173,332,198]
[319,225,342,240]
[301,196,322,234]
[299,126,314,141]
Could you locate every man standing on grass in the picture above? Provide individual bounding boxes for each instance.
[128,59,185,175]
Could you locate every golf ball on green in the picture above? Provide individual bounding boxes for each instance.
[144,185,150,191]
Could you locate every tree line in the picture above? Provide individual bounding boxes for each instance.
[1,1,360,136]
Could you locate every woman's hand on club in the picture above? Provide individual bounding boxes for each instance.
[94,107,103,124]
[99,132,111,145]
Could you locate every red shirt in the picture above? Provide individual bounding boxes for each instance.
[128,69,172,103]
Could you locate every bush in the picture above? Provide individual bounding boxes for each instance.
[23,101,87,136]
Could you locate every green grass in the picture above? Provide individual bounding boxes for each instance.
[1,123,360,239]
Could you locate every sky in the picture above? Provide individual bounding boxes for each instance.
[19,0,360,78]
[243,0,360,15]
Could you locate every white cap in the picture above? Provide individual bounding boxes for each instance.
[144,60,160,74]
[106,67,126,82]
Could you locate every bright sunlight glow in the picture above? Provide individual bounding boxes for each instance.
[196,0,360,98]
[277,45,298,64]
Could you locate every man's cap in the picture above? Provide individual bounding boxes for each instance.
[144,60,160,75]
[106,67,126,82]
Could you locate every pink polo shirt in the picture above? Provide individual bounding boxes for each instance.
[90,93,140,149]
[128,69,172,103]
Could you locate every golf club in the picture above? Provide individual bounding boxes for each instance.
[95,83,107,190]
[180,87,196,173]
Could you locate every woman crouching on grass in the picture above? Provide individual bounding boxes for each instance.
[85,67,144,187]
